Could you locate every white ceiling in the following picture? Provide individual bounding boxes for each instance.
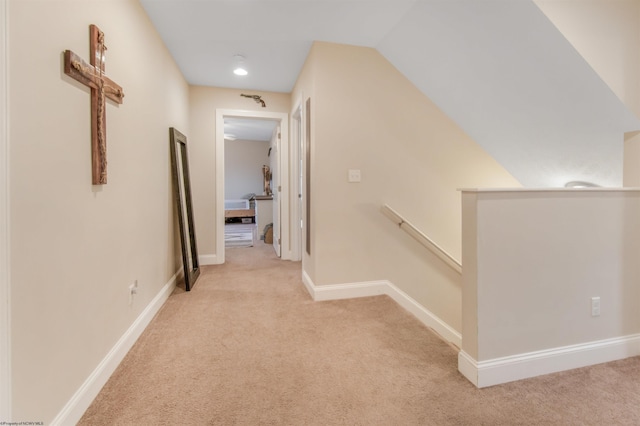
[224,117,278,142]
[140,0,640,187]
[139,0,417,92]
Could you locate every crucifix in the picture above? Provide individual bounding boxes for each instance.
[64,25,124,185]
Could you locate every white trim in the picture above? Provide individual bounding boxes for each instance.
[289,93,303,262]
[199,254,219,266]
[457,351,479,386]
[459,187,640,193]
[458,334,640,388]
[313,281,387,301]
[215,109,290,265]
[301,271,461,348]
[0,0,10,420]
[301,270,314,299]
[215,111,226,265]
[384,282,461,348]
[278,116,290,260]
[50,271,180,425]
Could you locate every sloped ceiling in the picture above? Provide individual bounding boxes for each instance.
[141,0,640,187]
[377,0,640,187]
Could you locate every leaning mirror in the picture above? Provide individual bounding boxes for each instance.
[170,127,200,291]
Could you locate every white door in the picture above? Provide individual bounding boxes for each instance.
[270,126,281,257]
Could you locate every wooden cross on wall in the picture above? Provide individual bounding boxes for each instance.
[64,25,124,185]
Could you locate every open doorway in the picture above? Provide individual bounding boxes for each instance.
[215,109,291,264]
[223,117,277,252]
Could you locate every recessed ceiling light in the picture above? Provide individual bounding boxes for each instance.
[232,54,248,76]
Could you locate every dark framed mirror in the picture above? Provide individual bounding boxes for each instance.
[170,127,200,291]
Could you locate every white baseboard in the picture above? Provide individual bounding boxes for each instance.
[301,270,461,348]
[458,333,640,388]
[302,270,386,301]
[51,270,180,425]
[199,254,219,265]
[385,282,461,349]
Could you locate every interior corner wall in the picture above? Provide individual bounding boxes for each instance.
[295,41,520,332]
[188,86,290,259]
[225,139,270,199]
[535,0,640,188]
[534,0,640,119]
[8,0,189,422]
[624,132,640,186]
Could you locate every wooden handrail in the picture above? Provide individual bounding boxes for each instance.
[381,204,462,274]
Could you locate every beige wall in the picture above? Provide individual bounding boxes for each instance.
[624,131,640,186]
[535,0,640,119]
[8,0,189,421]
[293,42,520,331]
[225,139,270,199]
[461,189,640,382]
[188,86,290,258]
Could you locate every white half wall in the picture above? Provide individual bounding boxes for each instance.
[460,188,640,387]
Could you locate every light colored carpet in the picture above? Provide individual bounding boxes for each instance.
[79,243,640,425]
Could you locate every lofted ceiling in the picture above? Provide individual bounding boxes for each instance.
[140,0,640,187]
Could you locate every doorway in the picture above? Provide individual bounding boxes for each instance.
[215,109,290,264]
[223,117,277,252]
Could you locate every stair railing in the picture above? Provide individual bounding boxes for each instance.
[381,204,462,274]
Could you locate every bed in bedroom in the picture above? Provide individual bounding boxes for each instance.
[225,199,255,223]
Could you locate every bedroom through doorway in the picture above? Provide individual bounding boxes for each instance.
[216,109,291,264]
[223,117,277,250]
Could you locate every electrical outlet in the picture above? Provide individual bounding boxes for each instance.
[591,296,600,317]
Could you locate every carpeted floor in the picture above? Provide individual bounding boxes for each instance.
[79,243,640,425]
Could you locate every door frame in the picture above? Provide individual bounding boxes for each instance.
[290,99,303,262]
[215,109,290,263]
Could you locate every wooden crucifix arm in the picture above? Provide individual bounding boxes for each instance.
[63,50,125,104]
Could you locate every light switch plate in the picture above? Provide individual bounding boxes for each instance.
[348,169,361,183]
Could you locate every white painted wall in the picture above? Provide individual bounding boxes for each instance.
[224,139,269,199]
[461,188,640,386]
[8,0,189,422]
